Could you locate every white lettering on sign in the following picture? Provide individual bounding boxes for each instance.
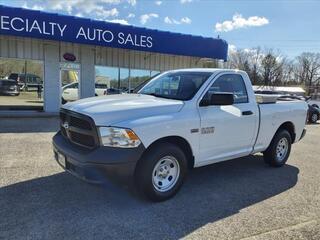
[0,15,67,37]
[0,15,153,48]
[117,32,152,48]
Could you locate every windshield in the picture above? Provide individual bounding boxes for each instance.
[138,71,212,100]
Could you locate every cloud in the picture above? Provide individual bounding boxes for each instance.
[101,0,122,4]
[75,12,83,17]
[181,17,191,24]
[164,16,191,25]
[140,13,159,24]
[155,1,162,5]
[180,0,192,4]
[21,0,136,21]
[107,19,130,25]
[215,13,269,32]
[127,0,137,6]
[31,4,44,11]
[127,13,135,18]
[22,2,45,11]
[228,44,237,54]
[95,8,119,17]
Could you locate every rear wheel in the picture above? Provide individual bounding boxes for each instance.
[310,113,318,123]
[264,129,292,167]
[135,143,188,202]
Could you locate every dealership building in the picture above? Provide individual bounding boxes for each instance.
[0,5,228,113]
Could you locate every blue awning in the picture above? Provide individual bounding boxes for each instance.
[0,5,228,61]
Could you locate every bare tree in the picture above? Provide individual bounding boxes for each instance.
[261,50,285,86]
[226,47,264,85]
[295,52,320,94]
[282,60,297,85]
[226,47,320,92]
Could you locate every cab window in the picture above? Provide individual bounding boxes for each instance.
[204,74,248,104]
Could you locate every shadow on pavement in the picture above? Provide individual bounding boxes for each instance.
[0,155,299,239]
[0,117,59,133]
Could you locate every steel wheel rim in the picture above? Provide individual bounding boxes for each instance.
[312,114,318,122]
[152,156,180,192]
[276,137,289,161]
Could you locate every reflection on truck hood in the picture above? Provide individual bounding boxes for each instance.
[62,94,184,126]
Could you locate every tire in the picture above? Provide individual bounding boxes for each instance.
[264,129,292,167]
[309,113,318,123]
[135,142,188,202]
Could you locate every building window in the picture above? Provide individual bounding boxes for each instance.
[151,70,160,77]
[94,66,161,94]
[129,69,152,91]
[96,66,117,88]
[119,68,129,91]
[0,58,44,110]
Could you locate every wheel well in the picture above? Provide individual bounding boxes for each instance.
[278,122,296,143]
[145,136,194,169]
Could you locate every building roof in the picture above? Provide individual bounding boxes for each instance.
[0,5,228,60]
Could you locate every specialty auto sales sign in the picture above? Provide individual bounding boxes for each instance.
[0,5,228,60]
[0,12,153,48]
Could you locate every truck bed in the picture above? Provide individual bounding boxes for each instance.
[253,99,307,153]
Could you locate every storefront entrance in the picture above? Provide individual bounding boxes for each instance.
[60,63,80,104]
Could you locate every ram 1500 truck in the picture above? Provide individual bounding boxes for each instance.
[53,69,308,202]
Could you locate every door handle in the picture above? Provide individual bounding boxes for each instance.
[242,110,253,116]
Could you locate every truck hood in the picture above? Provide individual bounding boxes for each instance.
[62,94,184,126]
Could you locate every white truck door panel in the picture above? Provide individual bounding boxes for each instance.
[198,73,258,165]
[199,103,257,163]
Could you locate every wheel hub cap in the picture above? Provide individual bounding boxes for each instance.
[152,156,180,192]
[276,137,288,161]
[312,114,317,122]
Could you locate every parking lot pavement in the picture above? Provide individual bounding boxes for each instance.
[0,92,43,107]
[0,118,319,240]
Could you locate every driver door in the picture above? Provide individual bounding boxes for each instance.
[198,74,258,165]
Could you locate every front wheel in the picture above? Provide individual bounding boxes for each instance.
[264,129,292,167]
[135,143,188,202]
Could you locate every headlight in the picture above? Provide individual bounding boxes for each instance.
[98,127,141,148]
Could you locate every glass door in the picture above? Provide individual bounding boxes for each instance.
[60,63,80,104]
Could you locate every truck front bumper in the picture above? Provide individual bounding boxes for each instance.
[52,131,145,185]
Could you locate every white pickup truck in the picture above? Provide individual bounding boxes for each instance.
[53,69,308,201]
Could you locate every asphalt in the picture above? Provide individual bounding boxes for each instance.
[0,118,319,240]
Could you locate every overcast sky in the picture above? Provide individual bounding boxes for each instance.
[1,0,319,58]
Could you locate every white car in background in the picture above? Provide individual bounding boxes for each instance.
[61,82,108,103]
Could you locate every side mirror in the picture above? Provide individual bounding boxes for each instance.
[200,92,234,106]
[210,93,234,105]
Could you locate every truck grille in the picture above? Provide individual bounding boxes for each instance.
[60,110,99,149]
